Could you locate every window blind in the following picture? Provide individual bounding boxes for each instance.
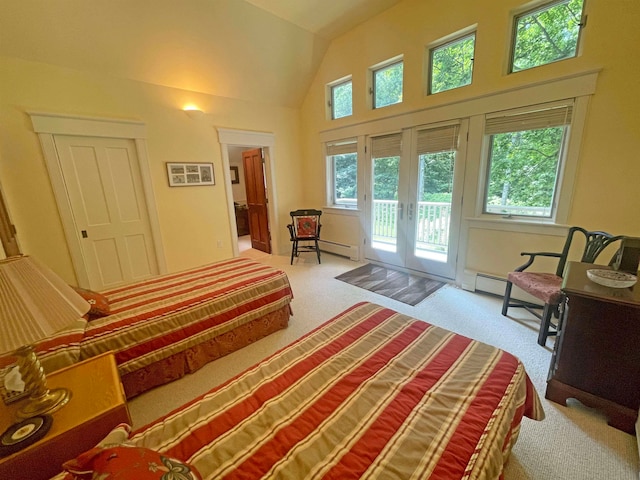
[416,124,460,154]
[371,133,402,158]
[326,138,357,156]
[485,103,573,135]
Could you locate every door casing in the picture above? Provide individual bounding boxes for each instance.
[30,112,166,287]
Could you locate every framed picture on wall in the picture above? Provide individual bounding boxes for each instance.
[230,166,240,184]
[167,163,215,186]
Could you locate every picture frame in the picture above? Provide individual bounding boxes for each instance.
[167,163,215,187]
[230,166,240,184]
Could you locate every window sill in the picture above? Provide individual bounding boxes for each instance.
[465,216,569,236]
[323,206,361,216]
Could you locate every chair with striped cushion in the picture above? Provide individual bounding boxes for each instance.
[502,226,623,346]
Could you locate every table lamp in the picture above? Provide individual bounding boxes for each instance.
[0,255,90,418]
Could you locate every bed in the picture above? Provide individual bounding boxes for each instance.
[60,301,544,479]
[1,257,293,398]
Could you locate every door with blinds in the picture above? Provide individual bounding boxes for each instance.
[364,120,467,279]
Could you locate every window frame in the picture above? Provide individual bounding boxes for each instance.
[370,56,404,110]
[327,76,353,120]
[428,31,476,95]
[508,0,586,74]
[476,99,584,224]
[325,138,359,210]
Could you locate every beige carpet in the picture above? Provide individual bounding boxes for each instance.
[129,250,639,480]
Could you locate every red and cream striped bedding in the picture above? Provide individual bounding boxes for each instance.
[1,257,293,397]
[81,257,292,374]
[132,302,544,480]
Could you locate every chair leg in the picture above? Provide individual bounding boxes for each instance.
[502,281,513,316]
[538,303,554,346]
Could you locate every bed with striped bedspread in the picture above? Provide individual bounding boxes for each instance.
[131,301,544,479]
[1,257,293,398]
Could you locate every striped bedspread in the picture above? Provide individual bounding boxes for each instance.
[80,257,293,377]
[132,302,544,480]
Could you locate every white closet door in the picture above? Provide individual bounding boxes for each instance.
[54,135,158,289]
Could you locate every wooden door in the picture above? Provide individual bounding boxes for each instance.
[54,135,159,289]
[242,148,271,253]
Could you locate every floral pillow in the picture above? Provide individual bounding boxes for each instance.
[295,216,317,237]
[71,286,111,319]
[62,424,202,480]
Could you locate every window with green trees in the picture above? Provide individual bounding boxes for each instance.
[372,60,403,109]
[511,0,585,73]
[331,79,352,119]
[429,33,475,94]
[483,103,573,218]
[326,139,358,208]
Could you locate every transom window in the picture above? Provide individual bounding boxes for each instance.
[429,33,476,94]
[326,139,358,208]
[371,59,403,109]
[329,78,353,120]
[483,103,573,218]
[511,0,585,73]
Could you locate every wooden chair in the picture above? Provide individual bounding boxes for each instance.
[501,226,623,346]
[287,209,322,265]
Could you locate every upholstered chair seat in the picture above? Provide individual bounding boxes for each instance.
[507,272,563,305]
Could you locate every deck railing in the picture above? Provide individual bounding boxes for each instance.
[372,200,451,252]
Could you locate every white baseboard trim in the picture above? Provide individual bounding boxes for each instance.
[462,269,544,306]
[319,240,359,261]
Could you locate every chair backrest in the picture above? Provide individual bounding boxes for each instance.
[289,209,322,239]
[556,226,624,277]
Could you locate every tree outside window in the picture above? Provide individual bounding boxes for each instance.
[332,153,357,207]
[373,61,403,109]
[331,80,352,119]
[485,127,565,217]
[511,0,585,72]
[430,33,475,95]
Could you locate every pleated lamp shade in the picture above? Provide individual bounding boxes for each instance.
[0,255,90,354]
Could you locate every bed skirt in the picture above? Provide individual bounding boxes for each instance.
[121,304,290,397]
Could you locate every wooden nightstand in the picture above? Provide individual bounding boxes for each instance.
[0,352,131,480]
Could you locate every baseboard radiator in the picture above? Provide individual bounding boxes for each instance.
[462,270,543,306]
[318,240,359,261]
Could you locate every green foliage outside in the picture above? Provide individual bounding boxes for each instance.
[486,127,564,213]
[512,0,584,72]
[374,62,403,108]
[431,34,475,94]
[332,81,352,119]
[333,153,357,201]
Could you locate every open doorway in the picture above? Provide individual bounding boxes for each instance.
[218,128,278,259]
[227,145,255,254]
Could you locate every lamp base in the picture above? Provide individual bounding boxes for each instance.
[17,387,71,419]
[14,345,72,419]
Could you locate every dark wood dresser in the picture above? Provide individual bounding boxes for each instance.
[235,204,249,236]
[546,261,640,434]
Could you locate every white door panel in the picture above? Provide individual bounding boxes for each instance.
[54,135,158,290]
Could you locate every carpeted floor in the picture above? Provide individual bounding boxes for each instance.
[129,251,639,480]
[335,263,446,305]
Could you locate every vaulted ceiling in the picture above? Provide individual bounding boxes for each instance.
[0,0,402,108]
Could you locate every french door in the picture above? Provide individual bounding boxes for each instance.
[364,120,467,280]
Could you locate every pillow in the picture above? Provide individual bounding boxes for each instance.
[295,216,317,237]
[62,424,202,480]
[72,286,111,319]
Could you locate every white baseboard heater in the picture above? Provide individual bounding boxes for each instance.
[462,270,543,305]
[318,240,359,261]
